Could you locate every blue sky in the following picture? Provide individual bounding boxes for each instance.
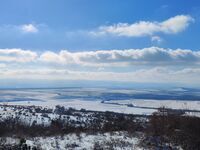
[0,0,200,88]
[0,0,199,50]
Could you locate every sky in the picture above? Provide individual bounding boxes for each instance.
[0,0,200,88]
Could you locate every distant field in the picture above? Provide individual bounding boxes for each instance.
[0,88,200,116]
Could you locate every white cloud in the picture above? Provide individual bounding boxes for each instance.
[0,49,37,63]
[39,47,200,66]
[151,36,162,43]
[0,63,6,68]
[160,15,193,33]
[1,47,200,66]
[0,47,200,85]
[39,51,75,65]
[93,15,194,37]
[0,47,200,67]
[20,24,38,33]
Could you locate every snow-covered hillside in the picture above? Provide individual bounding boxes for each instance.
[1,132,142,150]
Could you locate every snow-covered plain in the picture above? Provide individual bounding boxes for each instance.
[6,99,155,115]
[0,88,200,115]
[109,99,200,111]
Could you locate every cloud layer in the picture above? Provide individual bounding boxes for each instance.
[1,47,199,66]
[1,67,200,85]
[40,48,200,67]
[0,47,200,85]
[0,49,37,63]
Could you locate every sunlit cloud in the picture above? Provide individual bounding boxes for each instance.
[20,24,38,33]
[1,47,200,65]
[39,47,200,66]
[0,47,200,85]
[91,15,194,37]
[0,48,37,63]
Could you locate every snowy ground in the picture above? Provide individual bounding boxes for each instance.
[0,88,192,150]
[4,99,155,115]
[109,99,200,111]
[2,132,142,150]
[2,98,200,116]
